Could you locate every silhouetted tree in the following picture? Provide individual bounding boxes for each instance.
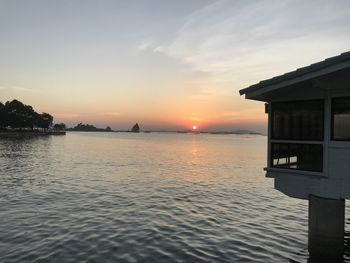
[0,102,6,129]
[105,126,112,131]
[3,100,36,129]
[0,99,54,131]
[54,123,66,130]
[37,112,53,130]
[72,123,98,131]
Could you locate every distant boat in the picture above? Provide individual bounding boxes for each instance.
[131,123,140,133]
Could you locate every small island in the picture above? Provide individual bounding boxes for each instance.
[131,123,140,133]
[67,123,113,132]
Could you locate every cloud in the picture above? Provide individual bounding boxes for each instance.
[102,112,121,117]
[139,0,350,83]
[136,39,166,54]
[0,86,38,93]
[53,113,81,119]
[189,87,218,100]
[190,117,202,122]
[136,40,155,51]
[13,86,38,93]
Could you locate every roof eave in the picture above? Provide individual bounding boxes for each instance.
[239,60,350,101]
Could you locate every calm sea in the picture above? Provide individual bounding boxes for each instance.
[1,132,349,262]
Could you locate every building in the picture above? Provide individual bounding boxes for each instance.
[240,51,350,260]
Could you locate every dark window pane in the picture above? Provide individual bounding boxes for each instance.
[272,100,324,140]
[271,143,323,172]
[332,97,350,141]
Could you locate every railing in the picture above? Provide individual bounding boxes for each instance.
[270,142,323,172]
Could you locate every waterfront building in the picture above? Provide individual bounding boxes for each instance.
[240,51,350,260]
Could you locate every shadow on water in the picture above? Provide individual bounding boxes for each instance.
[0,136,52,188]
[0,136,50,158]
[0,134,51,145]
[286,218,350,263]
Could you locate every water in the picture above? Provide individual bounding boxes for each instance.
[0,132,348,262]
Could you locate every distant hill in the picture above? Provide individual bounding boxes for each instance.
[176,129,264,135]
[67,123,113,132]
[65,124,264,135]
[208,130,264,135]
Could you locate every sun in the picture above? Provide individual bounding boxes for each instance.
[192,125,197,130]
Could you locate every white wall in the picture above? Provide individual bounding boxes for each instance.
[267,76,350,200]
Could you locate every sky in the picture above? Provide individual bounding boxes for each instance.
[0,0,350,132]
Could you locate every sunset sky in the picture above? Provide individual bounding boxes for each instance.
[1,0,350,132]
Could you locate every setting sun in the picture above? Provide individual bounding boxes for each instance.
[192,125,197,130]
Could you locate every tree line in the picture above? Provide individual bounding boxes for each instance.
[0,99,57,131]
[67,123,112,131]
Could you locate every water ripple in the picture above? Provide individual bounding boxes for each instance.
[0,133,348,262]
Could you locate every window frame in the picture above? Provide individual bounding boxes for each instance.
[331,96,350,141]
[271,99,325,141]
[270,142,323,173]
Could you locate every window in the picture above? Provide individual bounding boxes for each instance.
[332,97,350,141]
[272,100,324,141]
[270,100,324,173]
[271,143,323,172]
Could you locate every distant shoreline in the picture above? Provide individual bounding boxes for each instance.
[66,122,265,136]
[66,130,265,136]
[0,130,265,137]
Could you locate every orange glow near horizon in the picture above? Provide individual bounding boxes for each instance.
[1,1,349,135]
[28,98,268,132]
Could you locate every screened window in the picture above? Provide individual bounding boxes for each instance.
[271,143,323,172]
[272,100,324,140]
[332,97,350,141]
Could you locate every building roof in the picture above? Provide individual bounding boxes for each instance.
[239,51,350,99]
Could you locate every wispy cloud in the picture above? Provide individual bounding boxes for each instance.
[101,112,121,117]
[136,40,155,51]
[139,0,350,83]
[0,86,38,93]
[189,87,218,100]
[53,113,81,119]
[222,108,264,120]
